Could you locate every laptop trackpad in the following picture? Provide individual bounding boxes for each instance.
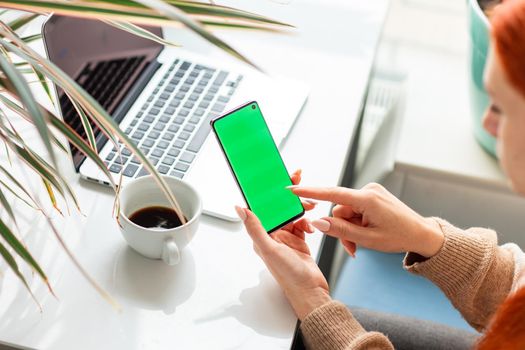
[186,137,243,222]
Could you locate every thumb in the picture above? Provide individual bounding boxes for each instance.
[235,206,275,251]
[312,217,367,242]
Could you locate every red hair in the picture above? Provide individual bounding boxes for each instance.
[476,0,525,350]
[477,3,525,348]
[491,0,525,99]
[476,287,525,350]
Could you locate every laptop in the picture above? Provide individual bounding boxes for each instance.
[43,15,308,221]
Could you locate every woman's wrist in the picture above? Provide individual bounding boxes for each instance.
[286,287,332,321]
[415,217,445,258]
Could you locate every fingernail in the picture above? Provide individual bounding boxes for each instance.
[234,205,247,221]
[307,222,315,233]
[349,244,357,258]
[305,199,318,206]
[286,185,299,189]
[312,219,330,232]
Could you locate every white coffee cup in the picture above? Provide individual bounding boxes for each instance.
[118,175,202,265]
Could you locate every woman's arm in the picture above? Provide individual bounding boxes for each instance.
[301,301,394,350]
[237,205,395,349]
[404,218,515,332]
[290,184,519,332]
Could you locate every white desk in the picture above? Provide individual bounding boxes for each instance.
[0,1,388,349]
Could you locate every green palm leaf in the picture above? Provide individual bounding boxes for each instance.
[45,103,117,188]
[42,178,62,215]
[99,0,291,27]
[165,0,292,27]
[102,19,180,47]
[0,164,39,209]
[134,0,259,68]
[0,118,79,212]
[21,33,41,43]
[30,65,53,105]
[0,178,38,210]
[0,241,41,309]
[0,217,53,294]
[0,28,186,224]
[0,53,57,168]
[7,13,39,31]
[0,113,78,218]
[0,186,18,226]
[0,93,68,152]
[0,21,188,302]
[6,142,66,201]
[66,93,96,151]
[0,0,289,68]
[0,0,288,27]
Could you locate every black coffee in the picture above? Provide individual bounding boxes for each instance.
[129,206,186,229]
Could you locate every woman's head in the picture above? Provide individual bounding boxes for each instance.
[483,0,525,194]
[478,3,525,349]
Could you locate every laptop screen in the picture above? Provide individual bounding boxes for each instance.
[43,15,163,170]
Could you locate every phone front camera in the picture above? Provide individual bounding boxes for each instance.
[252,105,256,110]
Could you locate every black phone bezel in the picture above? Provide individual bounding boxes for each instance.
[210,101,305,233]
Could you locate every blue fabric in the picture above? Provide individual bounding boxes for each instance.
[332,249,476,332]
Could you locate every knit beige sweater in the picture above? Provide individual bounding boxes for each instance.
[300,218,519,350]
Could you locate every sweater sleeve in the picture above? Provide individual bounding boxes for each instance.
[404,218,515,332]
[300,301,394,350]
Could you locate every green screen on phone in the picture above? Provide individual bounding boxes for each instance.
[212,102,304,232]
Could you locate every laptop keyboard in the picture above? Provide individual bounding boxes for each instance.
[60,56,147,143]
[104,59,243,179]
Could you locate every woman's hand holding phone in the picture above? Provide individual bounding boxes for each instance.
[212,102,305,233]
[236,170,332,321]
[290,183,445,258]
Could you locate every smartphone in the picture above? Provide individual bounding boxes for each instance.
[211,101,304,233]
